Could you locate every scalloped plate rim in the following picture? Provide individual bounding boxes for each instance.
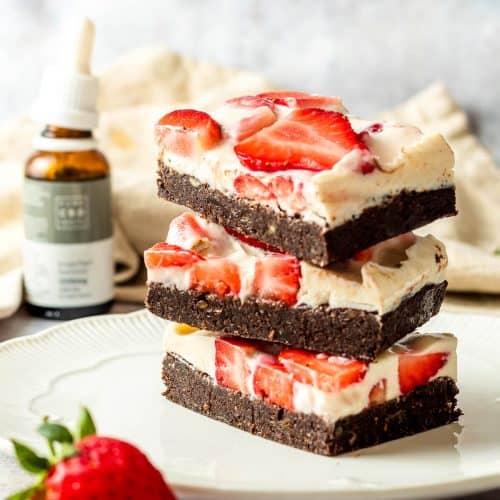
[0,309,499,499]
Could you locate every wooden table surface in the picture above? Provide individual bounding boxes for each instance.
[0,304,499,499]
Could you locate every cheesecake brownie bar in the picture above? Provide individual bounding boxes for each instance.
[155,91,456,265]
[162,323,461,456]
[145,213,448,360]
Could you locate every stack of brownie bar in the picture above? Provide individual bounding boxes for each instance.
[145,91,461,456]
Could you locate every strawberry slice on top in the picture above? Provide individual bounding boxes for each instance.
[156,109,222,156]
[234,108,370,172]
[224,226,283,253]
[223,96,276,141]
[233,173,275,202]
[269,175,307,212]
[226,95,275,109]
[215,337,257,394]
[253,355,295,411]
[252,254,300,306]
[398,352,448,395]
[144,243,202,269]
[279,349,368,393]
[258,90,343,110]
[190,257,241,297]
[167,212,210,252]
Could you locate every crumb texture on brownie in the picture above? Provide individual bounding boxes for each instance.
[146,281,447,360]
[162,353,461,456]
[157,164,456,265]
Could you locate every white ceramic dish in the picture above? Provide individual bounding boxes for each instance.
[1,309,499,499]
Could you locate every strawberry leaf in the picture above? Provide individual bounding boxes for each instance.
[38,423,74,444]
[6,485,40,500]
[11,440,49,474]
[75,406,96,440]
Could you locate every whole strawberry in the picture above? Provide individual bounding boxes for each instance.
[9,407,176,500]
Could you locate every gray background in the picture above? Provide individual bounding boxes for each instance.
[1,2,500,498]
[1,0,500,160]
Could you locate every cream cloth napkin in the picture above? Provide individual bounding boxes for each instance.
[0,47,499,319]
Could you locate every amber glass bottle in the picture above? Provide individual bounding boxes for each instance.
[24,125,114,319]
[25,127,109,181]
[24,19,114,320]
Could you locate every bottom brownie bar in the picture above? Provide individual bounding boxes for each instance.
[162,349,461,456]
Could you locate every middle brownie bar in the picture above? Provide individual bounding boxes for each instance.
[145,213,448,360]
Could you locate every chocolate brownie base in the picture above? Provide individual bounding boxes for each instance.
[162,353,461,456]
[147,281,447,360]
[157,162,457,266]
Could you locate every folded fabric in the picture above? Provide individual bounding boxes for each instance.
[381,83,500,295]
[0,47,499,320]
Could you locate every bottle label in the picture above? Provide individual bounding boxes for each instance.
[24,178,114,308]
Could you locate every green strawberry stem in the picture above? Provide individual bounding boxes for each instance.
[41,417,55,459]
[38,421,74,462]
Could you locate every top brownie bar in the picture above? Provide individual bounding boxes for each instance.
[155,91,456,266]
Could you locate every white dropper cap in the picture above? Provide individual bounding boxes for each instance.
[32,18,99,130]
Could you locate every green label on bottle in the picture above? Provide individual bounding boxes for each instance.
[24,178,112,243]
[24,177,114,308]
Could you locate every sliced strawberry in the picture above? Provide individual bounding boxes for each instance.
[223,96,277,140]
[253,355,294,411]
[226,96,274,109]
[155,109,222,155]
[269,176,307,212]
[234,107,277,141]
[252,254,300,306]
[366,122,384,134]
[157,129,194,156]
[215,337,258,394]
[190,257,241,296]
[144,242,202,269]
[167,212,209,251]
[368,379,387,406]
[234,108,368,172]
[391,232,418,248]
[352,247,374,263]
[353,232,417,264]
[224,227,283,253]
[398,352,448,395]
[279,349,367,392]
[233,174,275,202]
[257,90,343,110]
[347,156,377,175]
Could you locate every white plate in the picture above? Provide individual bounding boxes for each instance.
[1,310,500,499]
